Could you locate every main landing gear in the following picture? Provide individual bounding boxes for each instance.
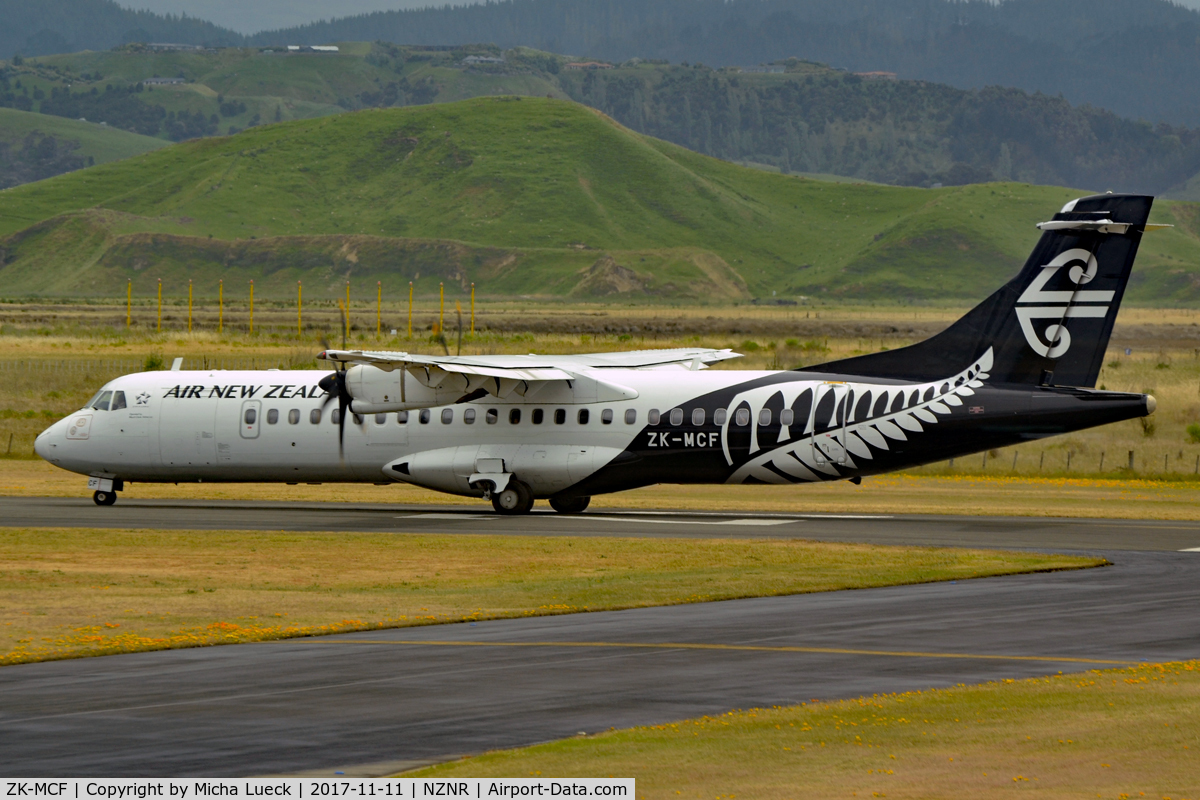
[549,495,590,515]
[93,490,117,506]
[487,479,592,516]
[491,479,534,515]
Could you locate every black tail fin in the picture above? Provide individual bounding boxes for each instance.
[802,193,1154,388]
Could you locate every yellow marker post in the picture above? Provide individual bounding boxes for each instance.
[218,280,224,334]
[249,280,254,335]
[157,279,162,332]
[297,281,303,337]
[376,281,382,337]
[470,282,475,336]
[126,280,131,329]
[345,281,351,343]
[408,281,413,337]
[187,280,193,333]
[439,282,444,334]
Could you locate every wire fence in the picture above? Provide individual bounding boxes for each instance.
[0,357,308,374]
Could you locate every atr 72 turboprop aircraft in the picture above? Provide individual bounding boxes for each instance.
[37,193,1161,514]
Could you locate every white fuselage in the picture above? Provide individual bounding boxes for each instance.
[35,367,786,495]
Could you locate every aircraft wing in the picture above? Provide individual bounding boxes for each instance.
[317,347,740,377]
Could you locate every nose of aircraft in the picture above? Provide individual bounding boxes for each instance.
[34,418,66,462]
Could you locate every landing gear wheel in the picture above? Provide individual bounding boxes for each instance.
[93,490,117,506]
[491,480,534,515]
[549,495,590,515]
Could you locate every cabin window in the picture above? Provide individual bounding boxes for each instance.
[289,409,301,425]
[601,409,613,424]
[758,408,773,426]
[625,409,637,424]
[463,408,476,424]
[266,408,279,425]
[244,408,257,425]
[419,409,430,424]
[691,408,705,426]
[375,413,387,425]
[509,409,521,424]
[578,409,590,424]
[648,409,660,425]
[669,408,683,426]
[734,407,750,426]
[331,409,340,425]
[554,408,566,424]
[397,411,409,424]
[714,408,727,425]
[92,391,112,411]
[441,408,454,424]
[532,408,544,424]
[310,409,322,424]
[780,408,794,426]
[110,391,127,410]
[486,408,498,424]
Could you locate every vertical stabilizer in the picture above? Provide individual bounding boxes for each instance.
[802,193,1154,387]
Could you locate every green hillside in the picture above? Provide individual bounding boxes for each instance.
[0,97,1196,304]
[0,107,165,161]
[5,43,1199,197]
[0,106,167,189]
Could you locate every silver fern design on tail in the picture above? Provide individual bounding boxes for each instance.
[723,348,994,484]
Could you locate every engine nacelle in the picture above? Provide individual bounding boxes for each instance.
[345,364,467,414]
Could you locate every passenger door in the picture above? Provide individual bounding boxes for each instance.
[239,400,261,439]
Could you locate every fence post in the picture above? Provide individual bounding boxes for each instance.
[1011,451,1018,470]
[1099,451,1105,472]
[298,280,303,337]
[1039,451,1044,471]
[127,280,131,329]
[219,279,224,334]
[157,278,162,332]
[471,282,475,335]
[439,282,444,334]
[982,451,987,469]
[1128,450,1135,471]
[408,281,413,337]
[1066,451,1072,471]
[345,281,351,343]
[249,280,254,335]
[1165,453,1169,472]
[377,281,382,337]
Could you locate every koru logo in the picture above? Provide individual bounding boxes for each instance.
[1015,248,1114,358]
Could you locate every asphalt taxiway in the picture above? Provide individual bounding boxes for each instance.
[1,496,1199,551]
[1,497,1198,777]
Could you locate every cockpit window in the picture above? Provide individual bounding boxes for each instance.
[92,391,113,411]
[110,391,127,410]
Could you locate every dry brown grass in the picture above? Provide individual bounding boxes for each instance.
[411,660,1200,799]
[0,527,1096,666]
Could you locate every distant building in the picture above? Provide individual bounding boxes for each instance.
[286,45,339,53]
[462,55,505,65]
[147,43,203,52]
[854,71,897,80]
[739,65,784,74]
[565,61,614,70]
[143,77,186,85]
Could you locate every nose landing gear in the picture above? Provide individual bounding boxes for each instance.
[93,490,117,506]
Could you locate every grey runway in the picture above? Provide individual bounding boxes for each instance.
[2,496,1200,551]
[2,498,1200,777]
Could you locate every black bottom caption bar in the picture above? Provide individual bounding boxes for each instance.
[3,781,634,800]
